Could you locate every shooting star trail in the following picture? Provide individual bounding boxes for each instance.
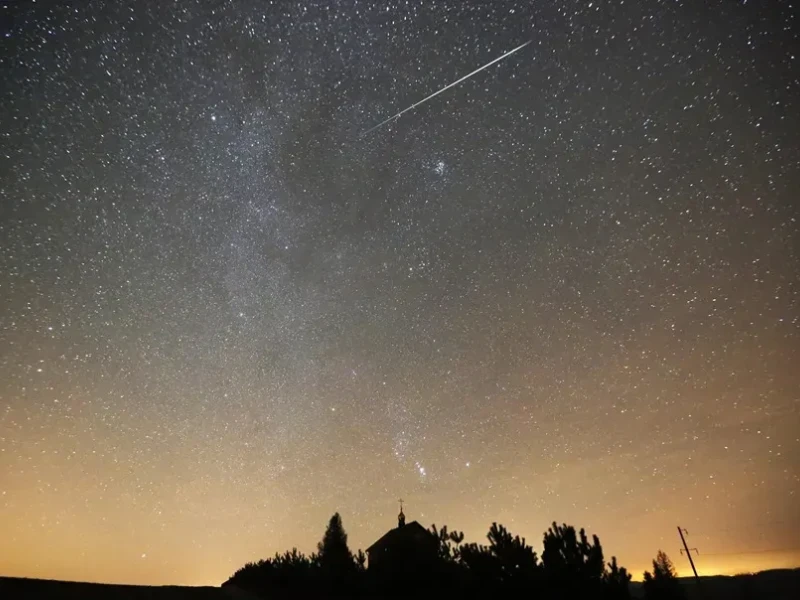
[362,40,532,136]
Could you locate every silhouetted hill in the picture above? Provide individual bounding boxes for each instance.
[630,568,800,600]
[0,577,261,600]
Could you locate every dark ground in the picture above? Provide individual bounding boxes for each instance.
[0,577,260,600]
[3,569,799,599]
[629,568,800,600]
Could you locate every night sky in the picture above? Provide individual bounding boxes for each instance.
[1,0,798,587]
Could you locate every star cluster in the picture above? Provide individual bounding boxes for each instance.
[1,0,798,586]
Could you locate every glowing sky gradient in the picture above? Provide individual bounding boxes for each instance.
[1,0,798,586]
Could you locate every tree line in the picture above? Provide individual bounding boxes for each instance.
[223,512,686,599]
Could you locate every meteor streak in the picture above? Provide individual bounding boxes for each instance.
[362,40,532,136]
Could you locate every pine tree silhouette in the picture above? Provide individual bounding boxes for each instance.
[643,551,687,600]
[317,512,357,591]
[355,549,367,572]
[604,555,632,599]
[542,521,631,599]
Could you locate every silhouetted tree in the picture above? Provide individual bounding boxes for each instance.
[355,548,367,572]
[488,522,540,590]
[422,524,468,591]
[458,541,501,592]
[543,522,604,580]
[317,512,358,593]
[318,513,354,569]
[454,522,541,595]
[223,548,319,596]
[489,522,538,565]
[429,523,464,561]
[542,521,629,599]
[643,551,686,600]
[604,556,632,599]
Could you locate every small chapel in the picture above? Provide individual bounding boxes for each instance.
[365,500,438,573]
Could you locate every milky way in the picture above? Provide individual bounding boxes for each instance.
[1,0,798,586]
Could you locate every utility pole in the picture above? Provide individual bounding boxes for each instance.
[677,526,700,580]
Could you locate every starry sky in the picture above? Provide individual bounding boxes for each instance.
[1,0,799,587]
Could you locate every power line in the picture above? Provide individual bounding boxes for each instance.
[694,519,799,534]
[688,519,800,557]
[701,547,800,557]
